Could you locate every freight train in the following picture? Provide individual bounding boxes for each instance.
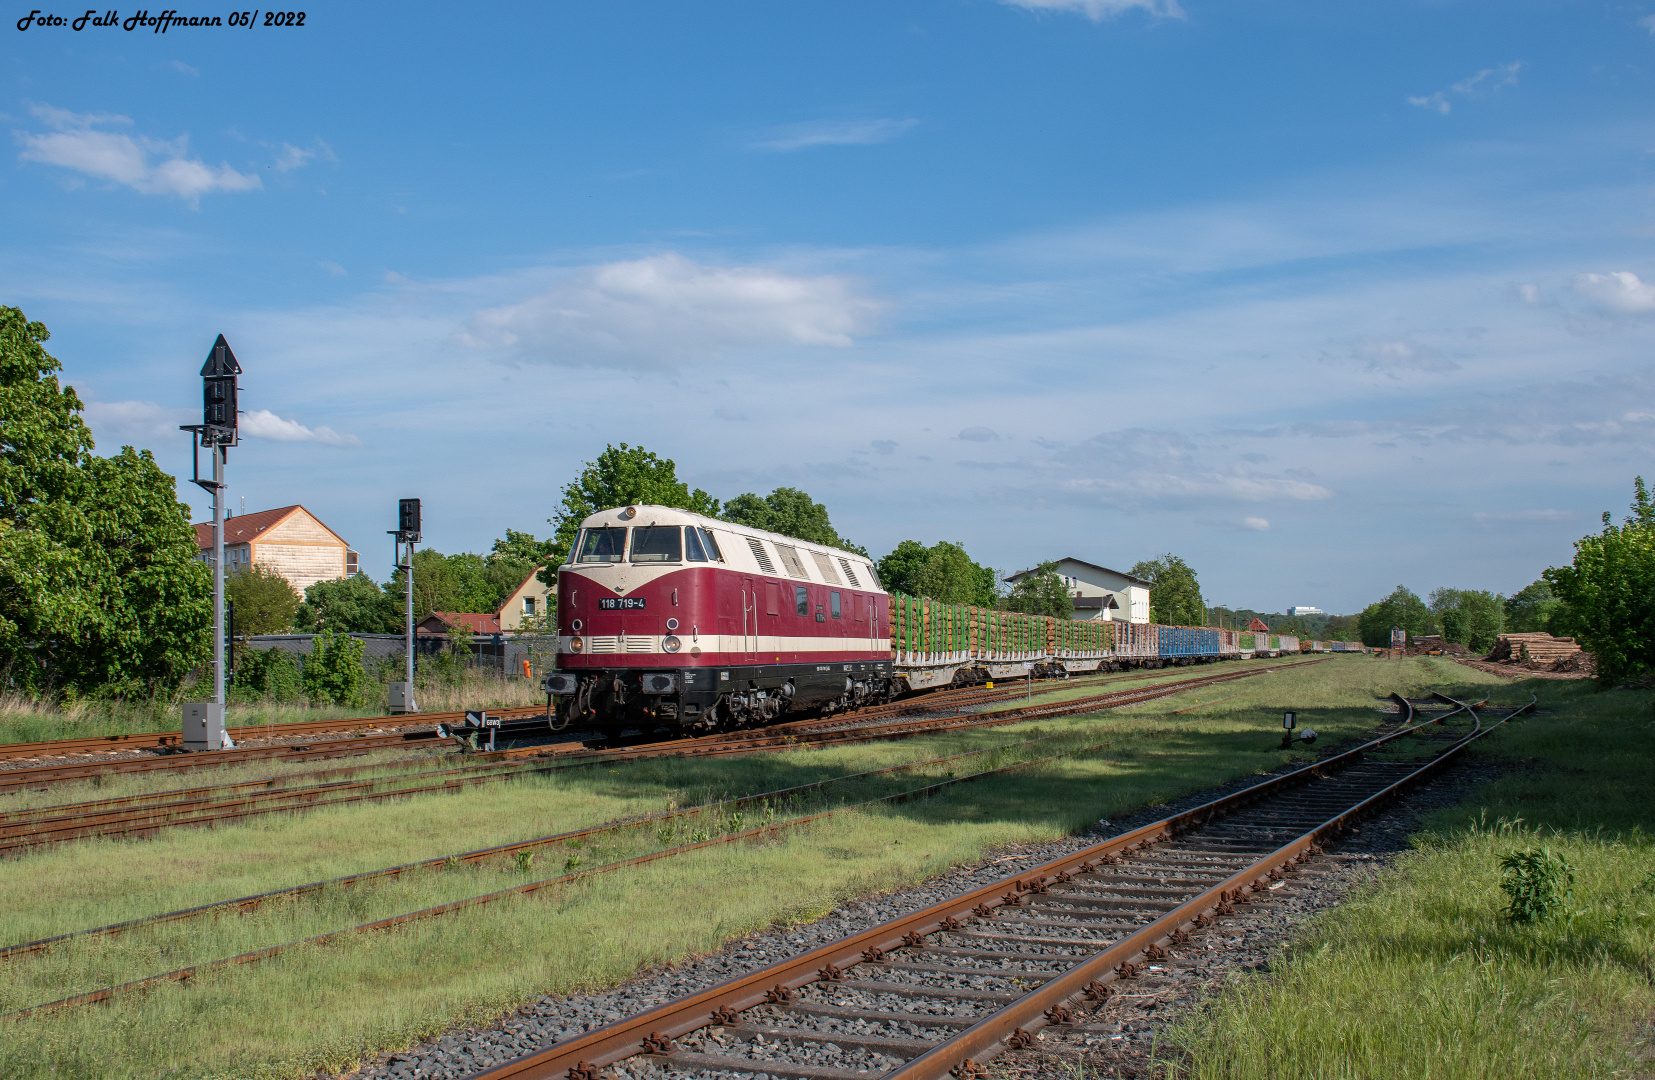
[541,504,1359,734]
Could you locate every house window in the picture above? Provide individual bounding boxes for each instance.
[523,596,537,616]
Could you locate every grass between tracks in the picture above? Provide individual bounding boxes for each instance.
[0,656,1495,1079]
[1167,663,1655,1080]
[0,673,545,746]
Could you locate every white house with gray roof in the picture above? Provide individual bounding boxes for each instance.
[1004,558,1152,624]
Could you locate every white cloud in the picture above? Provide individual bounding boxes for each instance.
[999,0,1185,20]
[319,260,348,277]
[1242,517,1270,530]
[752,118,917,152]
[1472,509,1572,525]
[272,139,334,172]
[15,103,261,204]
[1639,14,1655,34]
[1350,336,1459,375]
[459,253,882,366]
[239,409,359,446]
[1573,270,1655,315]
[1518,283,1543,305]
[82,399,189,444]
[1409,61,1520,114]
[958,426,1000,442]
[169,60,199,77]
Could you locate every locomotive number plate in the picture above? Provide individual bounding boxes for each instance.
[599,597,646,610]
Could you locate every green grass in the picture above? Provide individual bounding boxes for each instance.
[0,655,1490,1079]
[1169,670,1655,1080]
[0,671,544,746]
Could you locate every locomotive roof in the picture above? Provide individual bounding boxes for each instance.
[575,504,880,586]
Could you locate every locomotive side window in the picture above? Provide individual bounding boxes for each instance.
[794,585,809,616]
[830,591,842,618]
[684,527,709,562]
[576,527,626,563]
[699,528,723,561]
[630,525,682,562]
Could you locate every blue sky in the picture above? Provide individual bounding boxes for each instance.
[5,0,1654,614]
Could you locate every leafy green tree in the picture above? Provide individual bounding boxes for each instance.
[544,443,721,578]
[1544,478,1655,684]
[1505,579,1561,634]
[912,541,998,607]
[300,630,368,706]
[387,550,502,619]
[1324,614,1360,642]
[295,573,401,634]
[226,563,301,635]
[490,529,557,565]
[1357,585,1432,648]
[231,646,301,702]
[1003,560,1070,619]
[1428,586,1505,652]
[723,487,867,555]
[876,540,931,597]
[1129,554,1205,626]
[0,306,210,696]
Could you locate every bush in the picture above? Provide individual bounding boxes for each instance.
[1544,478,1655,684]
[299,630,367,707]
[1498,847,1574,923]
[231,647,302,703]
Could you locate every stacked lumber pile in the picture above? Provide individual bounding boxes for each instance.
[1485,632,1581,664]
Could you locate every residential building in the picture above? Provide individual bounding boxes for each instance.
[497,566,553,630]
[194,504,356,596]
[1248,618,1271,633]
[1290,606,1325,617]
[1003,558,1152,624]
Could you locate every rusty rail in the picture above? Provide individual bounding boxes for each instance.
[456,692,1530,1080]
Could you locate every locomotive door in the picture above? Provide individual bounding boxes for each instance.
[740,578,758,662]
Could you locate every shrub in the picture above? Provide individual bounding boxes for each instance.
[1498,847,1574,923]
[231,647,302,703]
[299,630,367,707]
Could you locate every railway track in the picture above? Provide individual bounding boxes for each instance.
[0,704,550,762]
[0,663,1311,852]
[454,690,1529,1080]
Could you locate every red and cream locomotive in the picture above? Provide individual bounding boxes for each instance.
[542,504,893,732]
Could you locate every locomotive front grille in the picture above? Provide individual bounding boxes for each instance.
[623,635,655,653]
[586,636,621,653]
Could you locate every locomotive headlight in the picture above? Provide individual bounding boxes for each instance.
[569,637,585,653]
[662,636,682,654]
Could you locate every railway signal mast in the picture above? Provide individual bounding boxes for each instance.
[389,498,421,714]
[179,335,242,750]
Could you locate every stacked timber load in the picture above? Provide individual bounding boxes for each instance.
[1485,632,1581,663]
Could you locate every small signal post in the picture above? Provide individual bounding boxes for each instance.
[179,334,241,750]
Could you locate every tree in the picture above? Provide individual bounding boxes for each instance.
[1129,554,1205,626]
[1003,560,1070,619]
[490,529,557,565]
[387,549,504,620]
[723,487,867,555]
[544,443,721,577]
[1544,478,1655,684]
[0,306,210,696]
[876,540,932,597]
[912,541,998,607]
[225,563,301,636]
[1324,614,1359,642]
[1357,585,1432,648]
[300,630,368,706]
[1428,586,1505,652]
[1505,579,1561,634]
[295,573,401,634]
